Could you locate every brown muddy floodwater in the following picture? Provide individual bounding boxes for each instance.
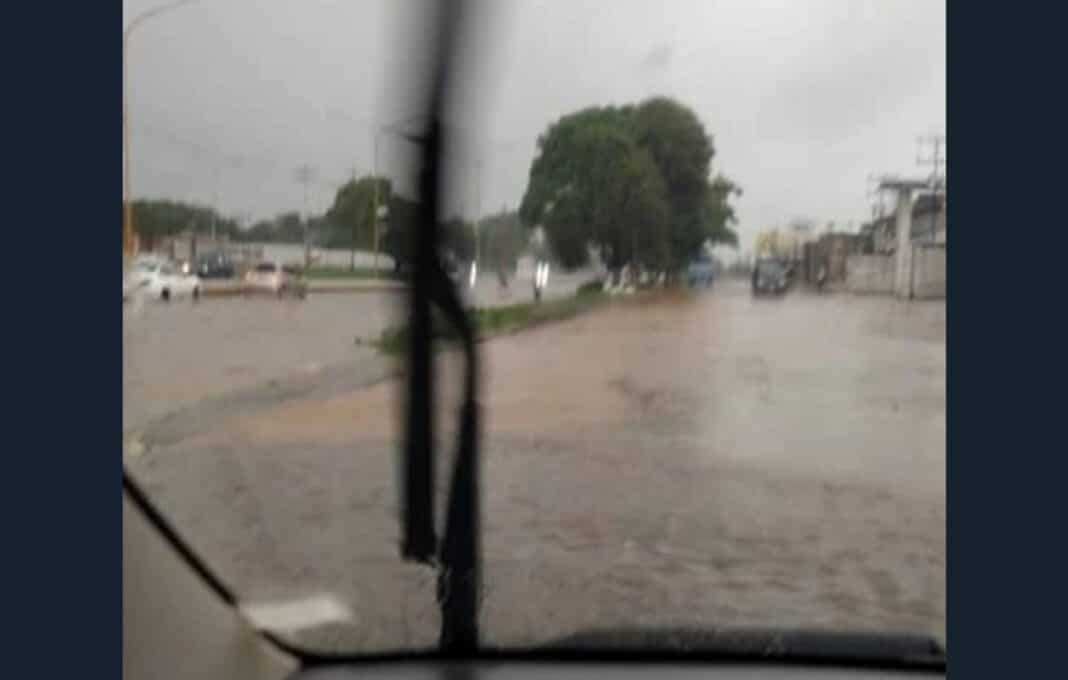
[127,279,945,653]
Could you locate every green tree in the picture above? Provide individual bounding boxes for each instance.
[520,106,669,269]
[703,175,742,248]
[273,212,305,242]
[232,211,321,244]
[129,199,241,245]
[630,97,717,267]
[520,97,739,273]
[326,176,392,266]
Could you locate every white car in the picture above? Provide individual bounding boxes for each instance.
[127,260,202,301]
[244,261,307,298]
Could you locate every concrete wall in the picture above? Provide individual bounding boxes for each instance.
[247,243,393,269]
[847,254,895,294]
[912,245,946,299]
[148,236,393,270]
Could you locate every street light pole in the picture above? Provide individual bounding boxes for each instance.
[373,131,381,270]
[295,165,315,269]
[123,0,199,258]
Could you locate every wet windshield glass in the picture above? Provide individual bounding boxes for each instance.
[123,0,945,657]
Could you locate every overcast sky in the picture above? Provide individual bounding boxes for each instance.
[125,0,945,254]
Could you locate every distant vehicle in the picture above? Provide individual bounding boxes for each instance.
[128,260,201,301]
[244,261,307,298]
[687,254,715,288]
[752,259,788,295]
[194,251,235,279]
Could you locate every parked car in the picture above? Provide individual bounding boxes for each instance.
[127,260,201,301]
[752,259,788,295]
[194,251,235,279]
[687,254,715,288]
[244,261,308,298]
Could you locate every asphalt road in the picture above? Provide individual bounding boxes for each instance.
[126,279,945,654]
[123,269,595,432]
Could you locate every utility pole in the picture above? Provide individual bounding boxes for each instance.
[348,165,359,271]
[917,133,946,242]
[917,133,946,189]
[210,165,220,243]
[373,131,381,271]
[295,164,316,269]
[473,153,483,267]
[866,174,886,221]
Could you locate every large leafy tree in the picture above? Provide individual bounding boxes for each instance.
[326,176,391,254]
[520,106,670,269]
[520,97,739,272]
[704,175,742,248]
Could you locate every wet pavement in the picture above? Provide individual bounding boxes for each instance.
[122,269,593,432]
[126,279,945,653]
[122,291,402,431]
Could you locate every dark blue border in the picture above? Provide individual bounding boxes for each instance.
[948,1,1068,677]
[6,2,120,677]
[8,0,1067,677]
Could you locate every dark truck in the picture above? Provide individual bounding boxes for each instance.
[752,258,789,295]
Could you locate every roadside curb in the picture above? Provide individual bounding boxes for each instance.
[200,280,406,297]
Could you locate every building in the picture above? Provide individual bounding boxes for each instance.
[910,192,946,244]
[846,181,945,299]
[803,232,865,283]
[863,192,946,254]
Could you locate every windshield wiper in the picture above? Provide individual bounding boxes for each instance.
[399,0,482,654]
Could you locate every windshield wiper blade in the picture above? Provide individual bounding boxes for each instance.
[400,0,481,654]
[540,627,945,669]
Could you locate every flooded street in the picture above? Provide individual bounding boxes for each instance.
[123,270,593,432]
[126,279,945,652]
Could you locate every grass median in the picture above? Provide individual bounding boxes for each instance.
[372,282,606,356]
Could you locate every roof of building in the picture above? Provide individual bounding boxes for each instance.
[912,193,945,218]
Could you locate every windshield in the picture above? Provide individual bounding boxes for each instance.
[123,0,945,659]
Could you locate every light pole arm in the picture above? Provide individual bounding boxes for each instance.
[123,0,200,256]
[125,0,198,38]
